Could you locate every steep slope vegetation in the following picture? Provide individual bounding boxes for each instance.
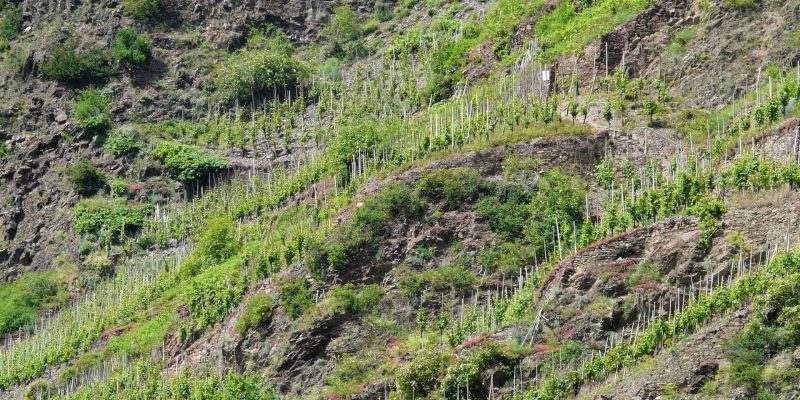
[1,0,800,399]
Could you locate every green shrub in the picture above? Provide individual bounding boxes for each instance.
[188,273,245,328]
[523,168,586,252]
[440,342,518,398]
[375,1,394,21]
[400,265,478,297]
[329,284,383,314]
[417,168,493,210]
[278,280,313,318]
[478,242,527,273]
[308,182,424,273]
[0,141,8,157]
[235,293,274,334]
[67,159,106,196]
[725,321,773,392]
[24,379,49,400]
[111,27,151,70]
[318,57,341,80]
[0,3,22,42]
[74,88,110,133]
[477,184,531,241]
[323,5,366,58]
[122,0,162,21]
[73,199,149,243]
[81,252,114,277]
[152,141,228,183]
[395,349,452,399]
[686,196,727,249]
[215,30,307,102]
[182,217,240,276]
[0,270,69,335]
[104,128,139,156]
[108,179,130,198]
[40,40,112,84]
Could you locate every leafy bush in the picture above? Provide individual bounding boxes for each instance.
[111,27,151,70]
[278,280,313,318]
[395,349,452,399]
[67,159,106,196]
[215,29,307,102]
[523,168,586,252]
[188,273,245,328]
[686,196,727,249]
[104,128,139,156]
[400,265,478,297]
[73,88,110,133]
[24,379,49,400]
[152,141,228,183]
[72,198,149,243]
[108,179,129,198]
[40,39,112,84]
[482,0,538,58]
[417,37,477,104]
[122,0,162,21]
[323,6,366,58]
[0,270,69,335]
[182,217,240,276]
[81,252,114,277]
[308,182,424,273]
[0,3,22,42]
[440,342,518,398]
[417,168,493,210]
[329,283,383,314]
[235,293,274,334]
[477,184,531,241]
[375,1,393,21]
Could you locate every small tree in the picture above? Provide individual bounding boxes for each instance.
[111,28,151,70]
[435,313,449,344]
[74,88,110,133]
[601,102,613,129]
[568,98,578,123]
[67,159,106,196]
[416,309,427,337]
[122,0,161,21]
[642,98,657,125]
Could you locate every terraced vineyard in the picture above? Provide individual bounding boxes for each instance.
[1,0,800,399]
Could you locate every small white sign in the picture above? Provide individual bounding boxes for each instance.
[542,70,551,81]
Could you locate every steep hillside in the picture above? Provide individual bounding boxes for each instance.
[1,0,800,399]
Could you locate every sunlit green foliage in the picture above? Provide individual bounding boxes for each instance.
[40,39,113,84]
[0,269,71,335]
[111,28,151,70]
[104,128,139,157]
[152,141,228,183]
[73,198,150,243]
[278,280,313,318]
[122,0,162,21]
[235,293,274,334]
[535,0,654,62]
[329,283,383,314]
[417,168,493,210]
[215,28,307,102]
[74,88,110,133]
[188,272,246,328]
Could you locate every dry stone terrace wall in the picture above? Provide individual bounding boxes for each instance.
[356,132,610,200]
